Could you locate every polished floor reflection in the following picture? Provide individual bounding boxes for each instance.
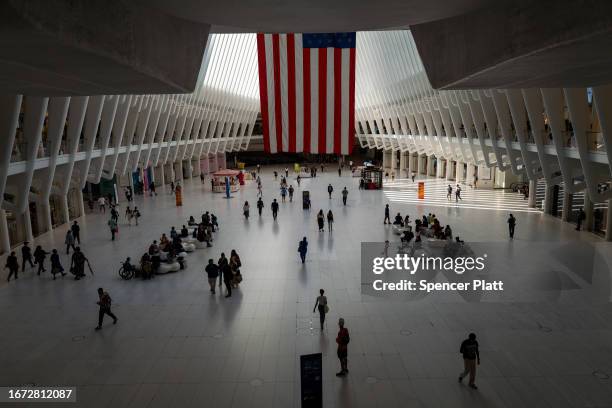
[0,167,611,408]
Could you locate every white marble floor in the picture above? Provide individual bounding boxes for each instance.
[1,167,612,408]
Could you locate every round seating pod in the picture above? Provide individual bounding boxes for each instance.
[158,262,180,274]
[194,240,208,249]
[184,237,197,244]
[182,243,195,252]
[178,251,188,258]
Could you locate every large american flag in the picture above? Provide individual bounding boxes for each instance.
[256,33,356,155]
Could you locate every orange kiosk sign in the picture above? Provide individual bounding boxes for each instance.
[418,182,425,199]
[175,185,183,206]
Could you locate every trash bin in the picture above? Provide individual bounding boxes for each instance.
[302,191,310,209]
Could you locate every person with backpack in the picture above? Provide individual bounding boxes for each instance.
[458,333,480,389]
[205,259,219,294]
[71,221,81,244]
[108,217,118,241]
[65,230,76,254]
[341,187,348,206]
[95,287,117,330]
[336,318,350,376]
[5,251,19,282]
[50,249,66,280]
[288,185,294,202]
[280,185,287,202]
[313,289,328,330]
[33,245,49,275]
[71,247,89,280]
[298,237,308,264]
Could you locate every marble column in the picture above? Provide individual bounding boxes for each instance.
[399,152,406,178]
[583,191,594,232]
[61,194,70,224]
[606,199,612,241]
[77,189,85,219]
[562,190,572,222]
[0,209,11,254]
[527,179,536,208]
[24,208,34,243]
[543,183,554,215]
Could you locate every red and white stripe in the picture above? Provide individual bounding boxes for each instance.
[256,33,355,155]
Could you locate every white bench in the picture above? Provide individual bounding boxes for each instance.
[158,262,180,274]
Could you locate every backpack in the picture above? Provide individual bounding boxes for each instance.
[341,330,350,345]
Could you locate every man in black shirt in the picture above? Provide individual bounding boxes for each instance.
[458,332,480,389]
[507,214,516,239]
[5,251,19,281]
[257,198,264,216]
[205,259,219,294]
[384,204,391,224]
[21,242,34,272]
[71,221,81,244]
[271,199,279,220]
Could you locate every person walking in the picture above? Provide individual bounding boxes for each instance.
[21,241,34,272]
[336,318,350,376]
[170,181,175,194]
[257,197,264,216]
[257,164,261,174]
[108,217,118,241]
[219,253,233,298]
[257,182,263,197]
[71,221,81,244]
[298,237,308,263]
[5,251,19,281]
[338,166,342,177]
[65,230,76,254]
[50,249,66,280]
[110,205,119,223]
[33,245,49,275]
[288,185,294,202]
[200,173,205,184]
[447,184,453,201]
[285,167,289,178]
[71,247,89,280]
[98,196,106,212]
[384,204,391,224]
[95,288,117,330]
[327,184,334,199]
[411,171,416,182]
[273,171,278,180]
[327,210,334,232]
[507,214,516,239]
[341,187,348,206]
[317,210,325,232]
[280,185,287,202]
[455,185,462,202]
[243,201,250,219]
[313,289,328,330]
[576,208,586,231]
[205,259,219,294]
[149,181,157,196]
[271,199,279,220]
[297,175,301,187]
[133,207,141,225]
[458,333,480,389]
[125,206,133,226]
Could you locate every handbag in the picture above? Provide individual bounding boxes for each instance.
[324,304,329,313]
